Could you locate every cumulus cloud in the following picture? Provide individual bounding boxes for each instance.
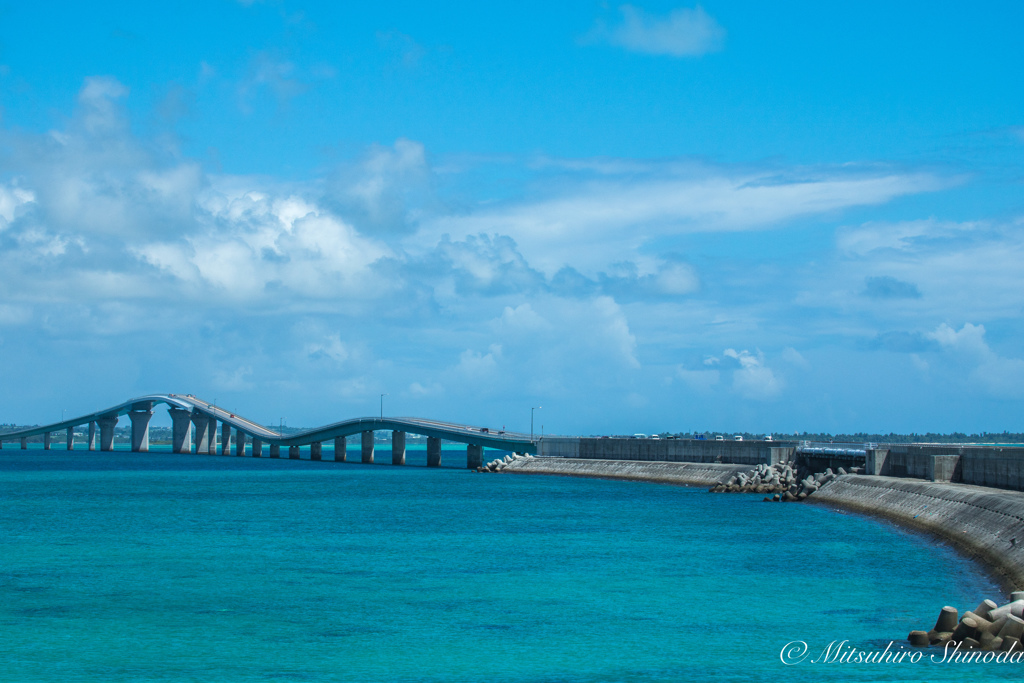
[598,259,699,299]
[408,381,443,397]
[456,344,502,379]
[135,193,392,301]
[77,76,130,135]
[0,184,35,229]
[329,138,432,234]
[305,334,350,364]
[498,303,550,335]
[431,233,545,296]
[781,347,810,369]
[723,348,781,399]
[927,323,1024,398]
[2,73,1004,431]
[593,4,725,57]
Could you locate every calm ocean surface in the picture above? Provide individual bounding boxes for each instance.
[0,447,1011,682]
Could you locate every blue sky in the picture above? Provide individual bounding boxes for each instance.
[1,1,1023,435]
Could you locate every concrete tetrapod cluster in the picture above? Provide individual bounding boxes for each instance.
[475,453,533,473]
[708,463,864,501]
[908,593,1024,652]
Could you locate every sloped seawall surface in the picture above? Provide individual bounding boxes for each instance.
[502,457,750,486]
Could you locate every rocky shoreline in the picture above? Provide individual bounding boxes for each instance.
[707,460,864,501]
[909,593,1024,653]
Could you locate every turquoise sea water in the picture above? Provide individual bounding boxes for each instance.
[0,449,1013,682]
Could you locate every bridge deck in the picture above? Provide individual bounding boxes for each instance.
[0,393,537,453]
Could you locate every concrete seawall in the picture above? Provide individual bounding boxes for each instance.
[538,436,796,466]
[502,457,751,487]
[538,437,1024,493]
[809,476,1024,589]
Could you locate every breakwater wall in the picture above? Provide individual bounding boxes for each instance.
[501,457,751,487]
[537,437,796,467]
[867,445,1024,491]
[537,438,1024,493]
[811,475,1024,589]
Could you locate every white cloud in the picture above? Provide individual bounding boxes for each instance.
[597,4,725,57]
[0,184,35,228]
[837,218,980,256]
[592,296,640,368]
[723,348,782,399]
[77,76,129,135]
[136,193,393,301]
[805,216,1024,322]
[781,347,810,369]
[408,381,443,397]
[927,323,1024,397]
[456,344,502,379]
[422,169,948,276]
[305,334,350,364]
[334,138,431,233]
[498,303,550,334]
[651,262,699,295]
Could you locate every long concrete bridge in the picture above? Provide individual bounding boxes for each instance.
[0,394,537,468]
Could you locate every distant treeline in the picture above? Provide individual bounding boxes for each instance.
[3,423,1022,446]
[623,431,1024,444]
[772,432,1024,444]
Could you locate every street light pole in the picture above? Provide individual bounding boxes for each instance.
[380,393,388,421]
[531,406,542,441]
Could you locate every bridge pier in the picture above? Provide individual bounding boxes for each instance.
[467,443,483,469]
[270,444,280,458]
[129,410,153,453]
[361,431,374,463]
[21,437,27,450]
[169,408,193,454]
[235,432,246,457]
[289,445,300,459]
[252,438,262,458]
[66,427,74,451]
[190,411,210,454]
[392,431,406,465]
[427,436,441,467]
[220,422,231,456]
[43,432,50,450]
[311,441,322,460]
[88,422,96,450]
[98,416,118,452]
[334,436,346,462]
